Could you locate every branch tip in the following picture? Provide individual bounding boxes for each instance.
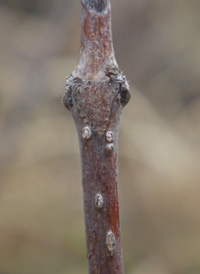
[82,0,109,13]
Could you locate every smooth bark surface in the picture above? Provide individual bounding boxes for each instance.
[63,0,130,273]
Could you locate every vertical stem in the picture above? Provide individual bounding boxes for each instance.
[63,0,131,273]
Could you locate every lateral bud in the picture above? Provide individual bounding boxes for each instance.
[106,230,116,256]
[106,131,114,143]
[106,143,114,153]
[82,125,92,140]
[95,193,104,209]
[118,82,131,107]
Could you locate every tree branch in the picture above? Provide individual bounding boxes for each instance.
[63,0,130,273]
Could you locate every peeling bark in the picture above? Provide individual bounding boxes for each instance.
[63,0,130,273]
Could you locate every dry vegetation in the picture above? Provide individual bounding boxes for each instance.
[0,0,200,273]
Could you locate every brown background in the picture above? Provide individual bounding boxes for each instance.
[0,0,200,273]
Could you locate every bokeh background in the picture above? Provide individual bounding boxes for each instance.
[0,0,200,273]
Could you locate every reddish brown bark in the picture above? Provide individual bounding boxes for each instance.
[63,0,130,273]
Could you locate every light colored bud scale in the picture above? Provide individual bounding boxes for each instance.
[95,194,104,209]
[82,126,92,140]
[106,230,116,256]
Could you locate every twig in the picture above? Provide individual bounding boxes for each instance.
[63,0,131,273]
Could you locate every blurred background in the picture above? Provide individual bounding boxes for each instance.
[0,0,200,273]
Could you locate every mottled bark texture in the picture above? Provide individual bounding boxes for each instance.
[63,0,130,273]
